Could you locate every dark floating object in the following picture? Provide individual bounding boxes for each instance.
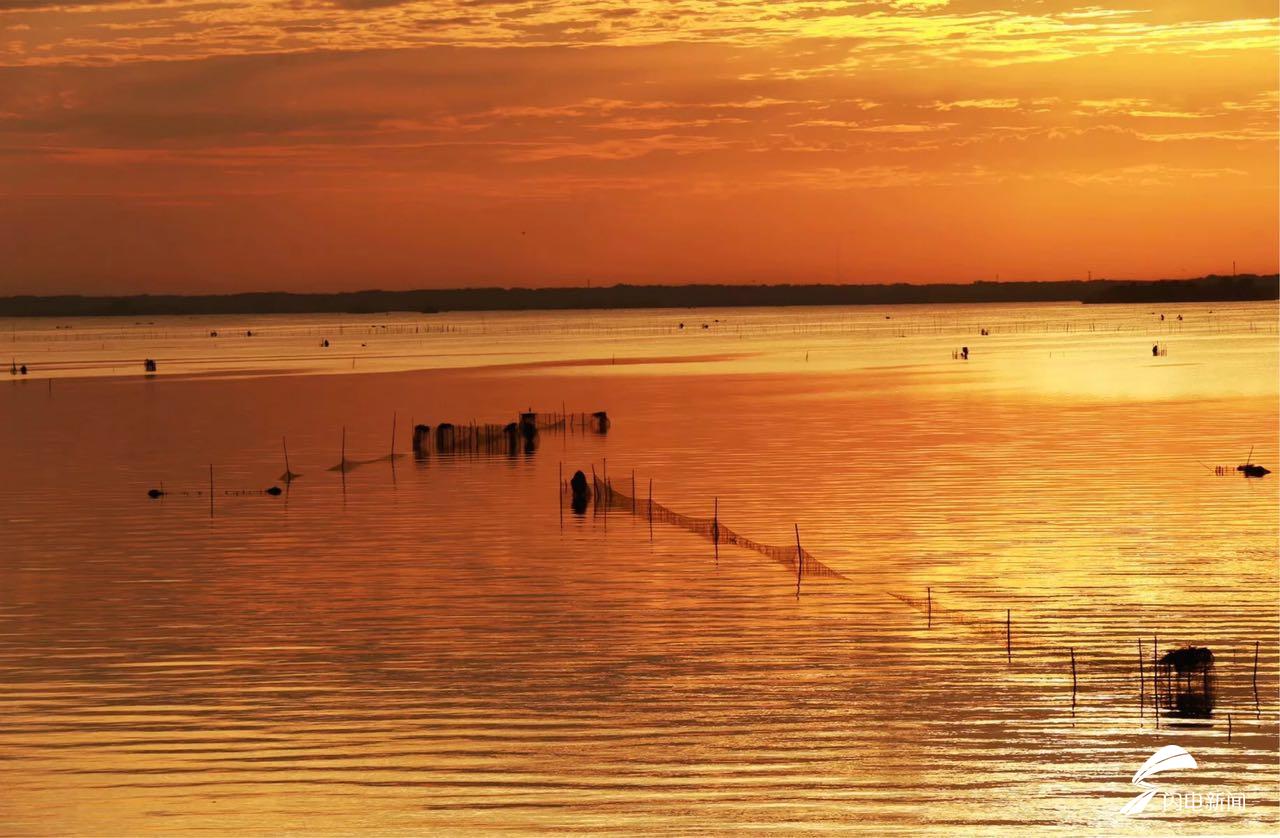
[1237,444,1269,477]
[435,422,456,451]
[1155,646,1215,718]
[143,358,157,372]
[519,412,540,452]
[412,423,431,456]
[147,488,165,498]
[569,469,590,514]
[321,339,330,347]
[265,485,283,496]
[590,411,610,433]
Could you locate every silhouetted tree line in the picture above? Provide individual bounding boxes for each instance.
[0,274,1274,317]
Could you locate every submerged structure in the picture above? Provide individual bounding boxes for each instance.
[1155,646,1215,718]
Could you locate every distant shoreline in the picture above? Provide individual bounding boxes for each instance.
[0,274,1274,317]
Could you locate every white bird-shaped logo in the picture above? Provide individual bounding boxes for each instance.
[1120,745,1198,816]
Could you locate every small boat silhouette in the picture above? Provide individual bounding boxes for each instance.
[1237,445,1270,478]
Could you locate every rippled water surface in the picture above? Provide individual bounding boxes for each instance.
[1,302,1277,835]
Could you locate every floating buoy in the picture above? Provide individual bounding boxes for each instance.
[265,485,283,495]
[147,488,165,498]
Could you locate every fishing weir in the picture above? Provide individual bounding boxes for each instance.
[563,461,1269,731]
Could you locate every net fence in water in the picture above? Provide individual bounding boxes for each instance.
[887,592,1007,641]
[591,475,850,582]
[584,472,1009,639]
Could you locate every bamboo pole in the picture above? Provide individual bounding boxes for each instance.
[208,464,214,517]
[390,412,396,458]
[1006,610,1011,663]
[647,478,653,542]
[1153,634,1159,729]
[794,524,802,599]
[713,497,719,563]
[927,587,931,629]
[1138,638,1145,718]
[1070,647,1077,695]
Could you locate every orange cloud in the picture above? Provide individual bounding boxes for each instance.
[0,2,1275,292]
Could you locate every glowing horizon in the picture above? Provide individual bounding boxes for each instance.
[1,0,1276,294]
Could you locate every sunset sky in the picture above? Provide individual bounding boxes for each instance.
[1,1,1276,294]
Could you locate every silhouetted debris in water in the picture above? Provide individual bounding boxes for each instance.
[147,488,165,498]
[590,411,611,433]
[412,424,431,455]
[144,358,157,372]
[1237,445,1270,477]
[265,486,283,496]
[1156,646,1215,718]
[435,423,456,451]
[519,412,540,452]
[569,470,590,514]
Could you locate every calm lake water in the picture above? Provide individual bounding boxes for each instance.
[1,302,1277,835]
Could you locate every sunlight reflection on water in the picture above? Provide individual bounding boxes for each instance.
[0,301,1276,834]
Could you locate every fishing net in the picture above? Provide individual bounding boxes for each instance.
[590,475,849,581]
[582,472,1010,640]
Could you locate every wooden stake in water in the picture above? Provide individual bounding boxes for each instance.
[1006,610,1011,663]
[390,412,397,458]
[1070,646,1078,695]
[1138,638,1145,718]
[1153,634,1159,729]
[1253,640,1260,690]
[794,524,802,599]
[282,436,292,482]
[647,478,653,542]
[558,461,563,529]
[927,587,932,629]
[208,464,214,517]
[713,497,719,564]
[631,470,636,515]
